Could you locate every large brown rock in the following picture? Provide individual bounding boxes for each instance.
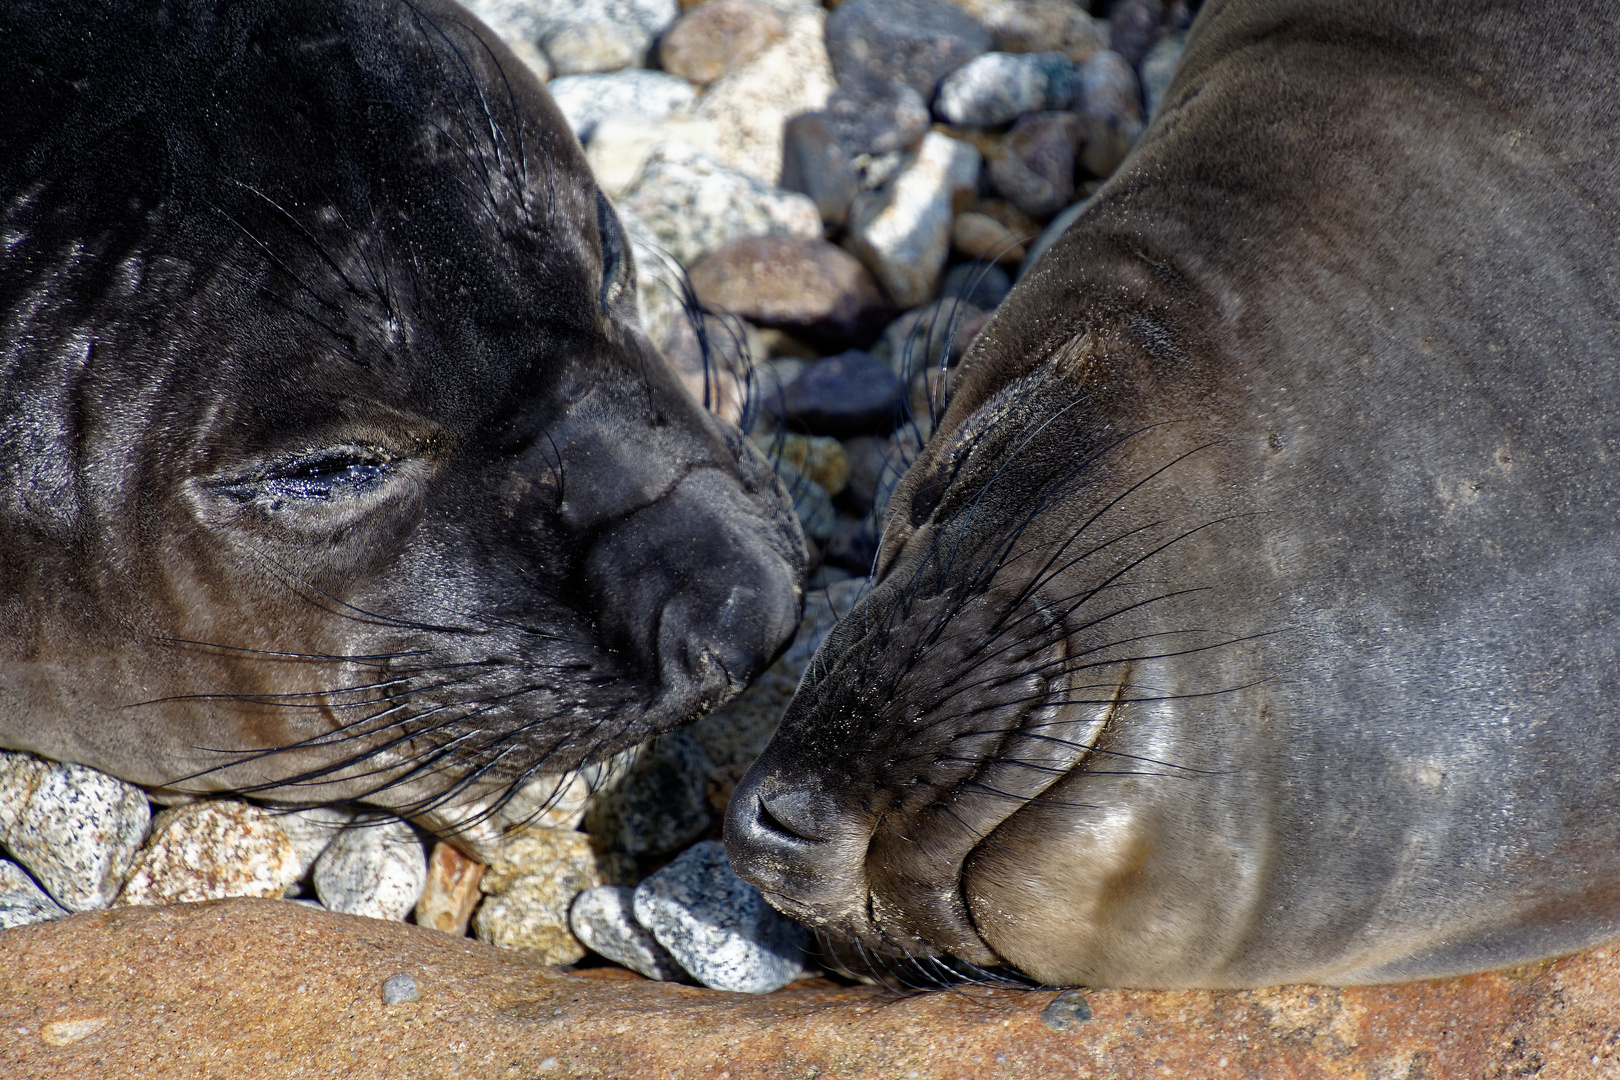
[2,899,1618,1078]
[688,235,893,349]
[657,0,786,87]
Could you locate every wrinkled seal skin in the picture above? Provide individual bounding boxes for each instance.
[728,0,1620,988]
[0,0,805,818]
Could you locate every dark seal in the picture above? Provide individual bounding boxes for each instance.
[0,0,804,827]
[727,0,1620,988]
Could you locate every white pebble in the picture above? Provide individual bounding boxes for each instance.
[313,814,427,921]
[569,885,687,981]
[0,858,68,928]
[0,751,150,911]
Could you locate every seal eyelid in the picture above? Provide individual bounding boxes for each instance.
[215,446,399,505]
[596,191,633,315]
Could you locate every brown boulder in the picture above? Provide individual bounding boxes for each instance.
[3,899,1619,1078]
[688,235,893,349]
[658,0,787,87]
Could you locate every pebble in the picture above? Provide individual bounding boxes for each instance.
[935,51,1074,126]
[381,973,420,1005]
[692,6,836,184]
[585,115,722,199]
[974,0,1109,62]
[0,751,150,912]
[272,806,354,880]
[754,432,849,496]
[546,70,696,143]
[584,731,714,858]
[952,211,1030,264]
[541,19,642,75]
[569,885,688,981]
[941,261,1012,309]
[825,0,992,102]
[633,841,806,993]
[825,77,932,157]
[989,110,1083,216]
[658,0,787,86]
[473,827,601,965]
[846,131,981,309]
[618,142,821,268]
[876,296,984,376]
[1073,49,1144,177]
[688,579,867,809]
[414,841,486,937]
[769,349,905,437]
[688,236,891,350]
[780,112,858,227]
[0,858,68,929]
[408,769,594,866]
[118,801,300,906]
[1107,0,1165,68]
[312,814,428,921]
[1140,31,1186,119]
[1040,989,1094,1030]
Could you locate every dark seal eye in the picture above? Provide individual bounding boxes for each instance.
[597,190,635,316]
[214,447,395,506]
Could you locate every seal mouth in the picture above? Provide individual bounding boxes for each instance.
[726,577,1111,971]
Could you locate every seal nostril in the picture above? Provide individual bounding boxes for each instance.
[755,796,814,844]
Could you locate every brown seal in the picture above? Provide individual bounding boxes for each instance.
[0,0,804,822]
[727,0,1620,988]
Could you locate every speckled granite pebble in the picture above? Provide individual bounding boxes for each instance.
[118,801,300,906]
[632,841,805,993]
[584,732,714,857]
[271,806,355,880]
[569,885,687,981]
[312,814,427,921]
[0,751,150,911]
[936,50,1074,126]
[0,857,68,928]
[473,827,600,965]
[381,973,420,1004]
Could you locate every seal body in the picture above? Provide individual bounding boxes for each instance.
[727,0,1620,987]
[0,0,805,817]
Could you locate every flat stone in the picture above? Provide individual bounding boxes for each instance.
[632,841,805,993]
[583,731,713,858]
[952,209,1031,264]
[585,114,722,199]
[546,70,697,143]
[0,751,150,912]
[14,899,1612,1077]
[0,858,67,929]
[935,51,1074,126]
[988,109,1084,216]
[972,0,1108,62]
[1073,48,1144,176]
[845,131,981,308]
[941,261,1012,308]
[692,6,836,184]
[118,801,300,906]
[312,814,427,922]
[779,112,858,227]
[768,349,906,437]
[825,0,992,102]
[414,842,486,937]
[689,235,891,349]
[1107,0,1165,68]
[658,0,786,86]
[569,885,688,981]
[1140,30,1186,119]
[618,142,821,267]
[824,76,932,157]
[473,827,601,965]
[540,19,642,75]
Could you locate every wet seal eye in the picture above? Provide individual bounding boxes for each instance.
[597,190,634,316]
[213,446,397,507]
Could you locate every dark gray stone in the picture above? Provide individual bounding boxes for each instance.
[825,77,932,157]
[770,350,906,437]
[585,731,714,858]
[825,0,992,103]
[1040,990,1094,1031]
[941,262,1012,309]
[989,110,1084,217]
[781,112,859,227]
[1106,0,1164,68]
